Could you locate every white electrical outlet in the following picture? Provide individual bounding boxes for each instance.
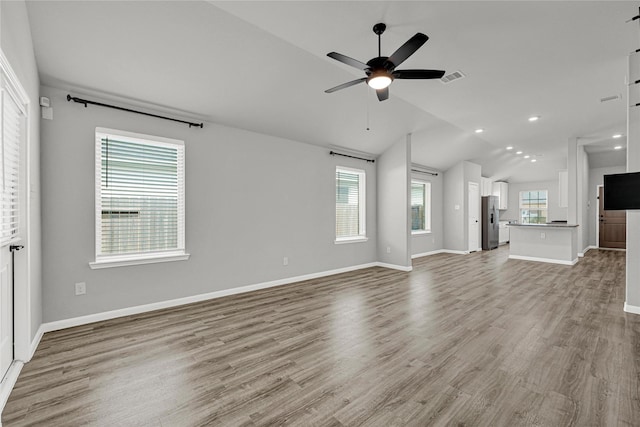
[75,282,86,295]
[283,257,288,266]
[540,232,546,239]
[386,246,391,253]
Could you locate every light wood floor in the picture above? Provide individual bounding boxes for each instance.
[3,246,639,426]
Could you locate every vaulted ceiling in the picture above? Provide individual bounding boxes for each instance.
[25,1,636,182]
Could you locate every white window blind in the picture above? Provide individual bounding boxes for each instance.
[95,128,185,263]
[411,181,425,231]
[0,89,23,245]
[336,167,366,240]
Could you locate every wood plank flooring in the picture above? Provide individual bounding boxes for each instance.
[3,246,640,426]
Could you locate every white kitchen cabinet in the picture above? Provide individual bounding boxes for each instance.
[492,181,509,210]
[558,170,568,208]
[498,221,510,244]
[480,177,493,197]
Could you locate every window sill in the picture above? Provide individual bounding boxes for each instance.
[412,230,432,236]
[89,252,190,269]
[335,236,368,245]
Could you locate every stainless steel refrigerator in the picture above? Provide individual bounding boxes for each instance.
[482,196,499,250]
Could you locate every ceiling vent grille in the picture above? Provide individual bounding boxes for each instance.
[441,70,465,84]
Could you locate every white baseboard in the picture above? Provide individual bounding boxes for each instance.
[508,254,578,266]
[624,302,640,315]
[376,262,412,272]
[0,361,24,417]
[441,250,468,255]
[40,262,384,333]
[411,249,445,259]
[28,324,46,362]
[578,245,598,257]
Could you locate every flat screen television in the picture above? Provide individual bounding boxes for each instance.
[604,172,640,210]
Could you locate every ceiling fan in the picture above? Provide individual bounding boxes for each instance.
[325,23,445,101]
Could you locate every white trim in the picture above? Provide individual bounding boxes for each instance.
[334,237,368,245]
[28,324,46,361]
[598,247,626,252]
[411,249,445,259]
[508,254,578,266]
[40,262,379,333]
[411,230,431,236]
[89,253,190,269]
[624,302,640,315]
[376,262,412,272]
[578,245,598,257]
[441,249,468,255]
[596,184,603,248]
[0,361,24,417]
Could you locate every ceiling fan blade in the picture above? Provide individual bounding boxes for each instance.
[376,87,389,101]
[327,52,369,71]
[394,69,445,79]
[386,33,429,68]
[325,78,367,93]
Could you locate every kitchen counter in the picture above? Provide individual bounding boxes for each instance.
[507,223,578,265]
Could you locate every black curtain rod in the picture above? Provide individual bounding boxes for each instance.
[330,151,375,163]
[67,94,203,128]
[411,168,438,176]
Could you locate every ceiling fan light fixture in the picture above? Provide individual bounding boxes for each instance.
[367,71,393,90]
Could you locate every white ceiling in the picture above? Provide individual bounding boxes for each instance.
[25,1,637,182]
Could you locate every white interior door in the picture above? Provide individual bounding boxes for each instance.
[468,182,480,252]
[0,245,13,380]
[0,82,25,379]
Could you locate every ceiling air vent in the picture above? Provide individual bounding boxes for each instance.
[441,70,465,84]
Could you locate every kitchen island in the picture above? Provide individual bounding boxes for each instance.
[507,223,579,265]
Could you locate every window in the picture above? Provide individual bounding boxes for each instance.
[520,190,548,224]
[411,180,431,233]
[0,86,24,245]
[91,128,188,268]
[335,167,366,242]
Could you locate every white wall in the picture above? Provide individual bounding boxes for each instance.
[377,136,411,268]
[627,51,640,311]
[411,169,443,257]
[587,165,626,247]
[501,179,568,223]
[0,0,42,344]
[40,85,378,322]
[443,162,464,251]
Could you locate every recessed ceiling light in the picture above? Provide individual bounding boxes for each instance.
[614,145,623,150]
[506,146,513,150]
[531,159,537,163]
[475,128,484,133]
[516,151,523,155]
[613,134,622,139]
[524,155,530,159]
[528,116,540,122]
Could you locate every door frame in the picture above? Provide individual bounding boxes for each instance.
[0,50,32,364]
[596,184,601,248]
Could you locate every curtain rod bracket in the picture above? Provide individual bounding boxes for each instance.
[67,94,203,128]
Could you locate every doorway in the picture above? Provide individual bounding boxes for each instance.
[468,182,480,252]
[598,185,626,249]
